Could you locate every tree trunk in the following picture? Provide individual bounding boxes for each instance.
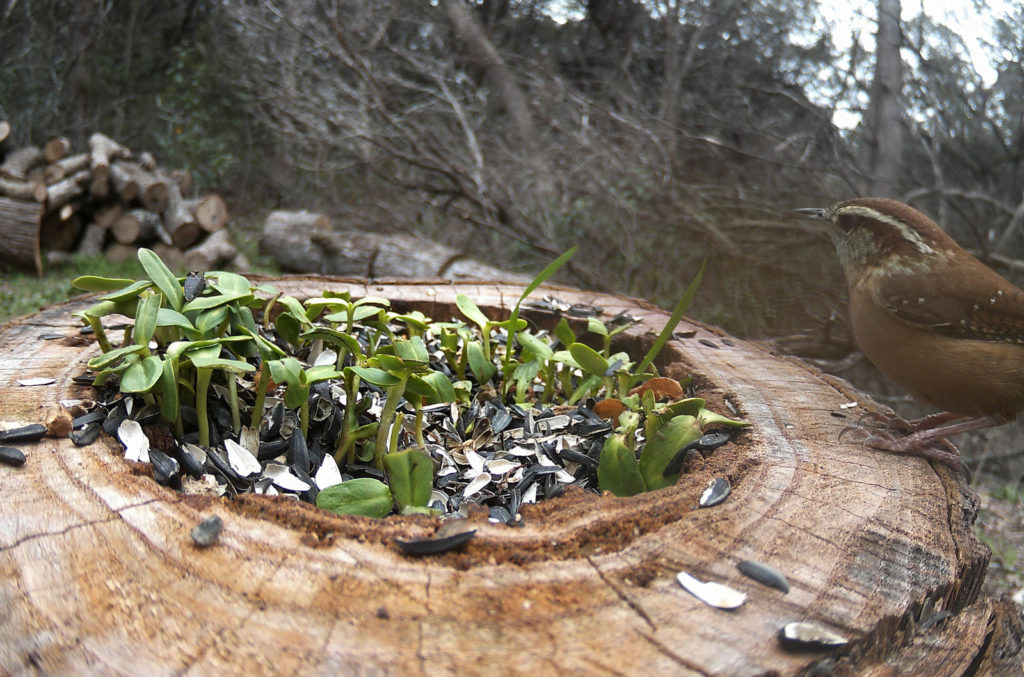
[0,278,1013,675]
[866,0,904,196]
[0,196,43,274]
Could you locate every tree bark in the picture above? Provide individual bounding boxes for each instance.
[88,132,130,199]
[0,279,1010,675]
[0,196,43,274]
[184,228,236,270]
[866,0,904,196]
[164,183,200,248]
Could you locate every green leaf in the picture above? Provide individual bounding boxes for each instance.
[138,248,183,312]
[98,279,153,303]
[634,259,706,378]
[554,317,576,348]
[275,311,302,348]
[405,375,438,400]
[305,365,343,383]
[383,448,434,510]
[134,293,161,346]
[324,305,383,325]
[299,327,364,361]
[349,366,402,388]
[587,317,609,336]
[182,291,248,313]
[208,271,252,296]
[120,355,164,393]
[195,305,229,336]
[159,358,179,422]
[638,414,702,491]
[456,294,490,329]
[656,397,706,421]
[697,408,750,428]
[394,336,430,364]
[598,433,646,497]
[87,343,148,370]
[156,308,196,332]
[419,371,457,404]
[570,342,610,377]
[71,275,138,292]
[353,296,390,309]
[466,341,496,384]
[315,478,394,518]
[517,332,553,360]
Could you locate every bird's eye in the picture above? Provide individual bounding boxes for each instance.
[834,213,857,232]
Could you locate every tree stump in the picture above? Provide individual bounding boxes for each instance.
[0,277,1019,675]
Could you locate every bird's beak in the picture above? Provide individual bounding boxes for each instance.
[784,208,828,220]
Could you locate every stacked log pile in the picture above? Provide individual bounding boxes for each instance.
[0,124,241,275]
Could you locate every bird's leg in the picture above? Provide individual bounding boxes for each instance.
[868,414,1001,453]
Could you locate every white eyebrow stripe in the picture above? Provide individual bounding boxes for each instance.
[833,205,937,255]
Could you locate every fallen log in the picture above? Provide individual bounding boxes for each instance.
[184,228,235,270]
[0,146,44,181]
[88,132,129,199]
[0,176,47,202]
[77,222,106,256]
[43,137,71,164]
[261,209,527,280]
[45,169,90,211]
[186,193,228,233]
[108,161,140,202]
[164,183,200,249]
[0,196,43,273]
[111,208,163,245]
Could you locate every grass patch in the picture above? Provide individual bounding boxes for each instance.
[0,256,145,326]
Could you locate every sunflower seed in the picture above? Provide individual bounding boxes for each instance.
[699,477,731,507]
[737,560,790,593]
[0,446,26,467]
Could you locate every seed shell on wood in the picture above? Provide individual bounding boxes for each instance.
[737,560,790,593]
[699,477,731,508]
[395,521,477,556]
[676,571,747,610]
[778,621,849,649]
[191,514,223,548]
[0,446,26,467]
[71,422,102,447]
[17,377,56,386]
[118,419,150,463]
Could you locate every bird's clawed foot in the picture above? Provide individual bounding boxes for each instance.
[838,411,966,474]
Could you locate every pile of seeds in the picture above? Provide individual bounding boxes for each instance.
[64,297,738,524]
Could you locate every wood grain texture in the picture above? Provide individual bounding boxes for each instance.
[0,276,1010,676]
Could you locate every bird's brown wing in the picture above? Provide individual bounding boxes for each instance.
[877,265,1024,345]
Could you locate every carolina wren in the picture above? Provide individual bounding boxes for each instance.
[788,197,1024,462]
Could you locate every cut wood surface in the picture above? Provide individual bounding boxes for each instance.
[0,278,1017,676]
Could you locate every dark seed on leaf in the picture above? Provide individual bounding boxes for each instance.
[0,424,47,444]
[696,432,732,455]
[698,338,719,349]
[699,477,731,508]
[737,560,790,593]
[191,515,223,548]
[0,446,26,466]
[71,422,102,446]
[183,271,206,301]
